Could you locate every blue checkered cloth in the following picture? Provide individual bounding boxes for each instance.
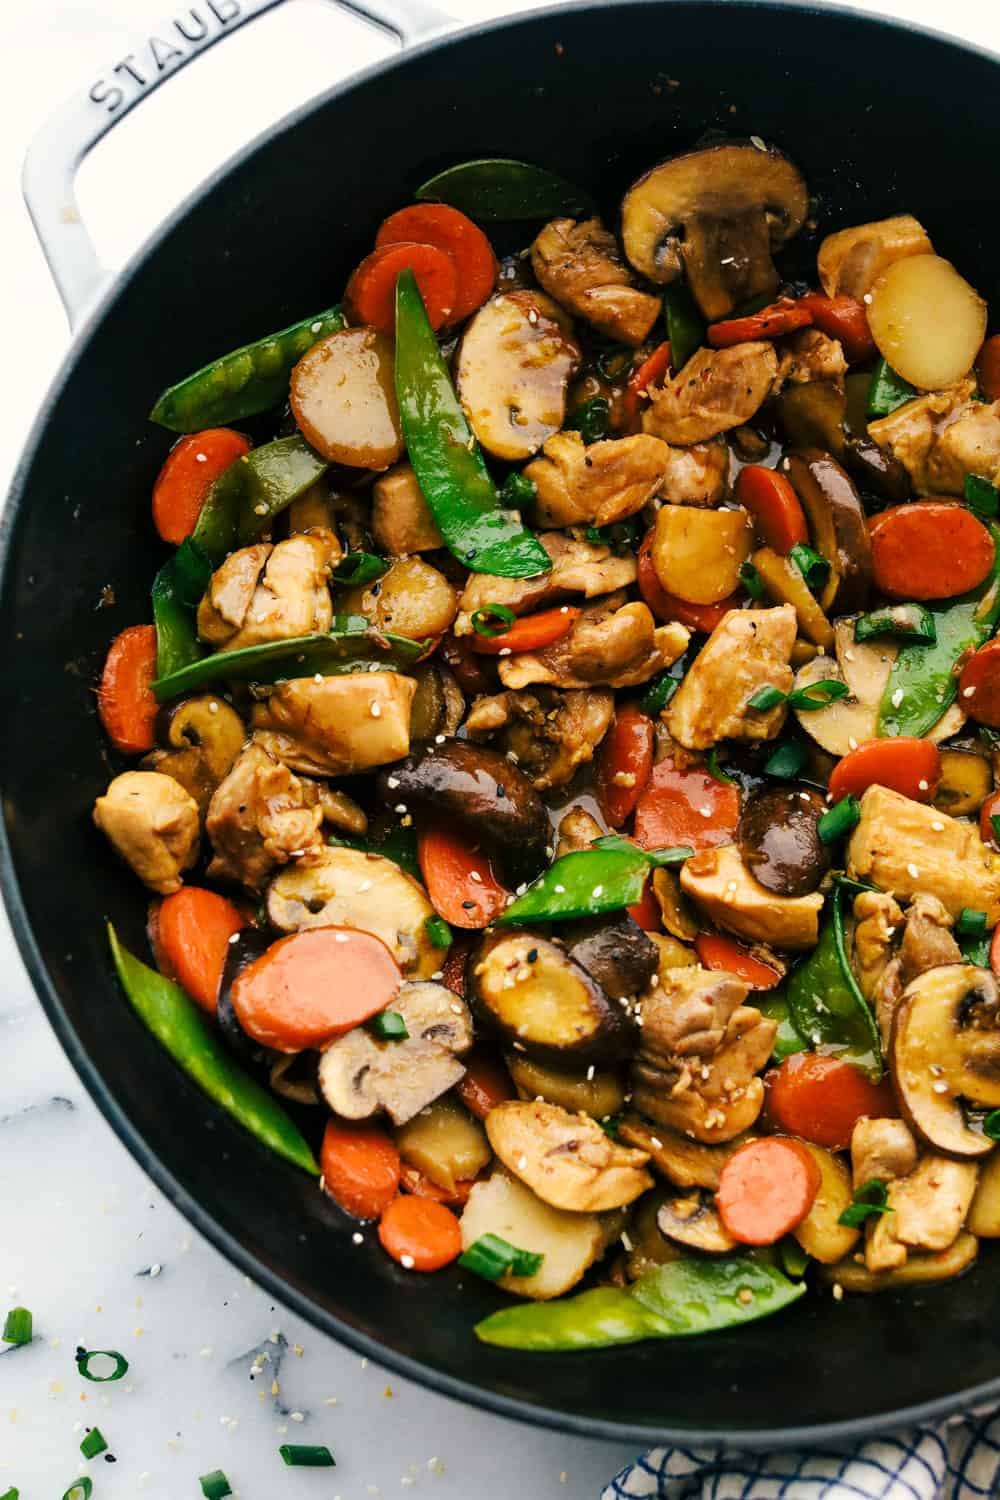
[603,1407,1000,1498]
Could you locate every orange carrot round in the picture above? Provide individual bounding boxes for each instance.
[977,335,1000,402]
[708,297,812,348]
[377,1194,462,1271]
[230,927,401,1051]
[151,428,251,545]
[637,531,737,632]
[694,933,781,990]
[869,501,995,600]
[798,293,876,364]
[595,704,655,828]
[634,758,741,853]
[734,465,808,555]
[764,1054,897,1150]
[828,737,941,804]
[345,242,458,337]
[455,1049,515,1119]
[156,887,246,1015]
[470,606,579,655]
[717,1136,821,1244]
[375,204,497,323]
[98,624,159,755]
[623,340,671,430]
[417,826,509,929]
[959,638,1000,728]
[321,1119,401,1220]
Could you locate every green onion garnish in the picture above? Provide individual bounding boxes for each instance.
[499,472,537,508]
[748,685,786,712]
[599,1113,623,1140]
[592,835,693,867]
[867,357,916,418]
[854,604,937,646]
[278,1445,336,1467]
[75,1348,129,1383]
[333,552,388,586]
[789,542,831,591]
[425,915,453,948]
[818,794,861,845]
[964,473,1000,518]
[471,603,516,638]
[1,1488,20,1499]
[369,1010,409,1041]
[565,396,611,445]
[778,1237,810,1279]
[739,561,765,601]
[2,1308,32,1345]
[61,1482,92,1500]
[705,747,735,784]
[991,814,1000,848]
[764,740,808,779]
[984,1110,1000,1141]
[957,908,988,940]
[838,1178,890,1229]
[80,1428,108,1460]
[459,1233,544,1281]
[200,1471,233,1499]
[787,679,849,711]
[639,672,678,717]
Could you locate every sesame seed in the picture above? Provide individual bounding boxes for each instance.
[832,1282,844,1300]
[469,870,483,883]
[932,1080,949,1094]
[620,1231,633,1251]
[435,734,446,744]
[208,700,219,714]
[699,806,712,818]
[290,1410,305,1423]
[498,647,512,656]
[400,1254,415,1270]
[650,1136,663,1149]
[311,320,323,332]
[352,1232,364,1245]
[586,1065,595,1081]
[254,502,268,515]
[750,134,766,150]
[891,688,904,708]
[370,700,382,718]
[314,673,323,684]
[848,737,858,750]
[195,452,208,463]
[592,884,604,898]
[517,1155,528,1170]
[394,804,407,814]
[918,779,929,791]
[357,880,372,893]
[554,883,565,894]
[907,863,919,879]
[964,685,977,698]
[932,821,945,831]
[386,776,400,789]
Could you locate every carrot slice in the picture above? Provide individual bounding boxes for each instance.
[694,933,781,991]
[377,1193,462,1271]
[634,758,741,853]
[230,927,401,1051]
[977,334,1000,402]
[708,297,812,348]
[344,242,458,337]
[151,428,251,545]
[828,737,941,804]
[717,1136,822,1245]
[418,825,509,930]
[595,704,655,827]
[623,340,671,430]
[764,1054,898,1151]
[455,1048,515,1119]
[734,465,808,555]
[637,531,737,632]
[98,624,159,755]
[321,1119,401,1220]
[375,204,497,323]
[869,501,995,601]
[981,788,1000,849]
[156,887,246,1015]
[399,1163,478,1206]
[797,293,876,364]
[959,638,1000,728]
[470,606,579,655]
[627,880,662,932]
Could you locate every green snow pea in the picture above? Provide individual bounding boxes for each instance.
[867,357,916,418]
[756,988,808,1063]
[108,927,318,1175]
[150,306,345,432]
[663,282,705,370]
[152,616,424,701]
[854,603,936,646]
[475,1257,805,1351]
[151,538,212,679]
[415,158,593,221]
[394,271,552,579]
[496,842,691,926]
[189,435,328,560]
[786,884,882,1079]
[878,521,1000,738]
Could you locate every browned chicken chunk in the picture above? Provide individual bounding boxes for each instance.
[465,686,614,791]
[93,771,200,895]
[455,532,637,634]
[642,343,779,445]
[498,593,689,692]
[659,438,730,506]
[525,430,672,528]
[205,744,326,892]
[773,328,847,392]
[666,605,796,750]
[531,217,662,345]
[251,671,415,777]
[197,530,340,651]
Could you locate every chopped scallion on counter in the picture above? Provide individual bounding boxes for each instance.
[459,1233,544,1281]
[278,1444,336,1467]
[75,1348,129,1383]
[2,1307,31,1345]
[79,1428,108,1460]
[368,1010,409,1042]
[818,794,861,845]
[199,1470,233,1499]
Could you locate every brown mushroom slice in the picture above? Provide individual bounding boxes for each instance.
[617,1117,752,1191]
[146,695,248,812]
[455,290,581,461]
[891,964,1000,1158]
[737,787,830,898]
[460,1171,610,1300]
[818,1231,977,1293]
[563,914,659,1000]
[395,1095,491,1194]
[657,1192,736,1254]
[290,327,403,469]
[485,1099,652,1212]
[651,867,700,942]
[781,450,872,615]
[934,749,992,818]
[967,1149,1000,1236]
[468,931,634,1066]
[506,1054,626,1120]
[268,1051,320,1107]
[408,661,465,743]
[790,1142,860,1265]
[621,143,809,319]
[317,980,473,1126]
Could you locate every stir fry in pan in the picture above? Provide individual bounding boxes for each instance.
[93,139,1000,1349]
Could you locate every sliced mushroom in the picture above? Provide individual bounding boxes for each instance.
[266,845,446,978]
[781,450,872,615]
[617,1116,751,1190]
[934,748,992,818]
[621,143,809,319]
[817,1230,977,1293]
[737,787,830,897]
[317,980,473,1126]
[891,963,1000,1158]
[459,1170,611,1300]
[268,1051,321,1107]
[468,930,634,1066]
[651,867,700,942]
[456,290,581,461]
[657,1192,736,1253]
[563,914,659,1000]
[395,1094,491,1194]
[408,661,465,743]
[506,1053,627,1120]
[154,695,246,791]
[485,1100,653,1212]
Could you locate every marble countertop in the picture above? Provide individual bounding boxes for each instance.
[2,0,996,1493]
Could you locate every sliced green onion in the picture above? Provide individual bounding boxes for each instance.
[964,473,1000,518]
[61,1482,92,1500]
[739,560,765,601]
[599,1113,623,1140]
[333,552,388,586]
[278,1444,336,1467]
[369,1011,409,1042]
[565,396,611,445]
[75,1348,129,1383]
[764,740,808,779]
[705,747,735,784]
[596,347,634,382]
[818,794,861,845]
[200,1471,233,1499]
[838,1177,890,1228]
[748,685,786,712]
[834,873,880,899]
[778,1237,810,1279]
[80,1428,108,1460]
[957,908,988,940]
[788,679,850,711]
[960,929,992,968]
[639,672,678,717]
[471,604,516,638]
[0,1488,19,1499]
[854,603,937,645]
[585,519,640,548]
[2,1308,31,1345]
[867,357,916,418]
[591,835,693,867]
[992,813,1000,847]
[984,1110,1000,1141]
[499,471,537,508]
[789,542,832,591]
[425,915,453,948]
[459,1233,544,1281]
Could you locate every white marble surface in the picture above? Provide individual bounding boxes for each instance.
[3,0,999,1495]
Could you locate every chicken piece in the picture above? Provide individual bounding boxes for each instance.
[205,744,325,892]
[464,686,613,791]
[370,463,443,554]
[666,605,796,751]
[642,343,779,445]
[869,893,963,1047]
[251,671,415,777]
[454,531,637,634]
[817,213,933,299]
[485,1100,653,1212]
[631,966,776,1144]
[867,378,978,496]
[852,890,905,1001]
[93,771,199,896]
[681,844,823,951]
[197,530,340,652]
[890,1156,978,1254]
[555,805,604,856]
[847,785,1000,925]
[525,430,672,529]
[924,399,1000,495]
[498,593,689,692]
[530,217,661,346]
[659,438,730,507]
[851,1117,918,1190]
[772,328,847,393]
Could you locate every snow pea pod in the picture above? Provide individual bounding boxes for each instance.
[663,282,705,370]
[108,926,319,1176]
[394,270,552,579]
[756,988,808,1063]
[190,435,328,561]
[150,306,345,432]
[415,158,593,221]
[151,539,212,678]
[786,884,882,1079]
[496,842,691,926]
